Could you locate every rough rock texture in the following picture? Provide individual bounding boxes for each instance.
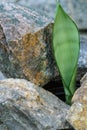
[66,73,87,130]
[0,78,70,130]
[0,2,57,86]
[2,0,87,29]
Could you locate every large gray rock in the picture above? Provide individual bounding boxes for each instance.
[2,0,87,29]
[66,73,87,130]
[0,2,57,86]
[0,78,70,130]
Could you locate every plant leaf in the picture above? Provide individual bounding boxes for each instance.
[53,4,80,104]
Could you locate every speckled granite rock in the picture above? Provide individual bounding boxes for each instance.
[66,73,87,130]
[2,0,87,29]
[0,78,70,130]
[0,2,57,86]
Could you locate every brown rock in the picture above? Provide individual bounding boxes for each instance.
[67,73,87,130]
[0,78,70,130]
[72,73,87,104]
[0,2,57,86]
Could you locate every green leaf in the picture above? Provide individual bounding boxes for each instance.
[53,4,80,104]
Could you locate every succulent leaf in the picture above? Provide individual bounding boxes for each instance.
[53,4,80,104]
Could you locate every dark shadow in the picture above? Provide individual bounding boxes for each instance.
[43,79,80,102]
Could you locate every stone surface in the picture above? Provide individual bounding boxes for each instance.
[0,78,70,130]
[79,34,87,68]
[2,0,87,29]
[0,71,6,80]
[77,34,87,81]
[66,74,87,130]
[0,2,57,86]
[80,72,87,84]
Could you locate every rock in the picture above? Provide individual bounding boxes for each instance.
[0,2,57,86]
[0,78,70,130]
[77,34,87,81]
[66,73,87,130]
[2,0,87,29]
[0,71,6,80]
[63,0,87,30]
[80,72,87,84]
[79,34,87,68]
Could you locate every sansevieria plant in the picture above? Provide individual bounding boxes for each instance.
[52,3,80,105]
